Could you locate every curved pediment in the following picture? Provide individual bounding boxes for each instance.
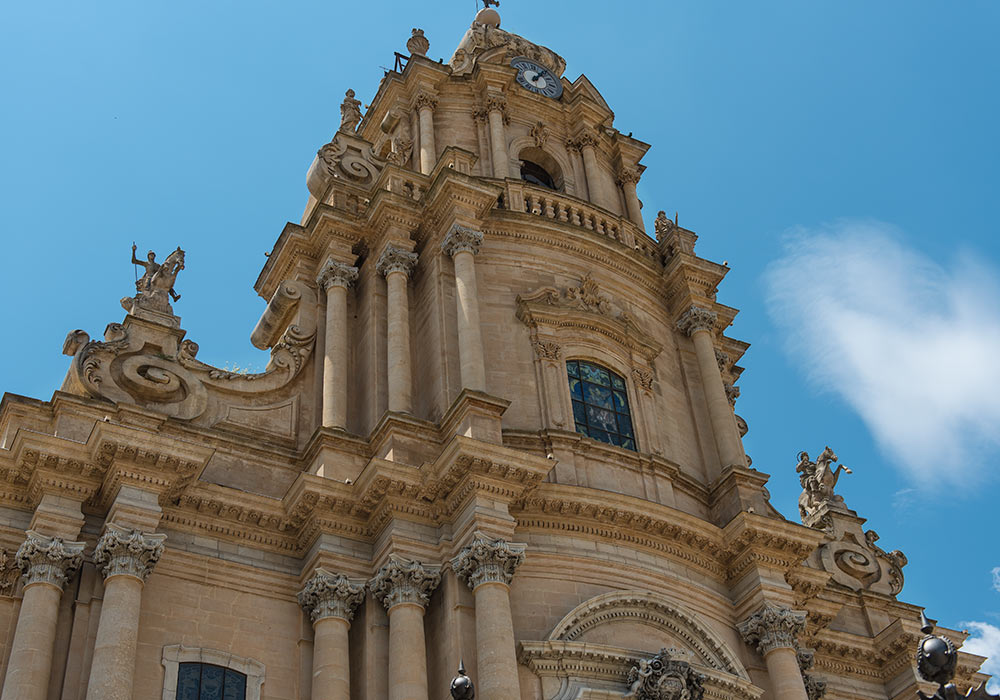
[548,590,749,682]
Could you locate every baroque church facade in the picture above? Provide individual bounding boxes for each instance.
[0,5,990,700]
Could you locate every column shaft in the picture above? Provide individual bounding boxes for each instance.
[764,647,810,700]
[85,575,144,700]
[387,603,429,700]
[473,582,520,700]
[691,329,746,470]
[581,144,615,211]
[0,583,62,700]
[453,250,486,392]
[312,616,351,700]
[386,271,413,413]
[418,107,436,175]
[323,284,349,428]
[622,179,643,227]
[487,110,508,179]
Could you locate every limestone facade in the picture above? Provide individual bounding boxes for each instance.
[0,6,991,700]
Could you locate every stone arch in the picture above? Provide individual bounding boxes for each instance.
[507,135,577,194]
[548,590,750,681]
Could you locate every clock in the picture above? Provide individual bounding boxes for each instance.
[511,57,563,100]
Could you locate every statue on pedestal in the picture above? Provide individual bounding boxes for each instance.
[122,245,185,316]
[796,446,852,521]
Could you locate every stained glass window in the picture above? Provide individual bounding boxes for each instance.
[567,360,636,451]
[177,662,247,700]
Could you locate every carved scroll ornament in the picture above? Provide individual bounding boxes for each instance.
[307,130,387,199]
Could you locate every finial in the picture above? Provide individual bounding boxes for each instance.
[450,660,475,700]
[475,0,501,28]
[407,28,429,57]
[482,0,500,8]
[920,610,933,635]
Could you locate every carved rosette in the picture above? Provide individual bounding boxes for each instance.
[413,92,438,113]
[15,531,86,590]
[624,647,706,700]
[370,558,441,611]
[297,569,365,623]
[675,306,718,336]
[316,258,359,292]
[738,603,806,656]
[93,525,167,583]
[442,225,484,258]
[376,246,419,279]
[452,536,526,590]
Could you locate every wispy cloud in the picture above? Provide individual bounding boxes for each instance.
[961,622,1000,692]
[993,567,1000,593]
[765,221,1000,485]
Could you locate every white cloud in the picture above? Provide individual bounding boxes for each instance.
[765,221,1000,485]
[960,622,1000,692]
[993,567,1000,593]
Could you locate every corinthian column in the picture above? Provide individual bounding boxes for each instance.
[370,558,441,700]
[85,525,166,700]
[377,246,419,414]
[617,167,644,227]
[738,603,809,700]
[452,536,526,700]
[317,258,359,429]
[576,131,616,212]
[676,306,746,473]
[414,93,438,175]
[298,570,365,700]
[442,225,486,392]
[1,532,85,700]
[485,95,510,179]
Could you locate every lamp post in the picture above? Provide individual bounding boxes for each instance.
[916,612,996,699]
[451,661,475,700]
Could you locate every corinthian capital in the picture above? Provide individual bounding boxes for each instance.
[93,525,167,582]
[376,246,419,279]
[370,557,441,611]
[676,306,718,336]
[738,603,806,656]
[298,569,365,623]
[452,535,526,590]
[15,531,85,589]
[442,225,484,258]
[616,167,641,186]
[317,258,359,291]
[413,92,438,112]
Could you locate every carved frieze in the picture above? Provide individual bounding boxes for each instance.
[298,569,365,623]
[452,535,526,589]
[738,603,806,656]
[93,524,166,582]
[370,557,441,611]
[15,530,86,590]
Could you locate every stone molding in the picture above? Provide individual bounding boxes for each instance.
[676,306,718,336]
[316,258,359,291]
[161,645,265,700]
[297,568,365,623]
[376,246,419,278]
[93,524,167,582]
[15,530,85,590]
[441,225,484,258]
[738,603,806,656]
[370,557,441,611]
[452,535,526,589]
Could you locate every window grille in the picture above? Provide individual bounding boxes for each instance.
[567,360,637,451]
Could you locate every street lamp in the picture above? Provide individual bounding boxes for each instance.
[451,660,475,700]
[917,612,996,699]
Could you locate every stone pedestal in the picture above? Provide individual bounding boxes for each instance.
[1,531,85,700]
[298,569,366,700]
[739,603,810,700]
[85,525,166,700]
[317,259,359,429]
[370,558,441,700]
[442,225,487,393]
[453,536,526,700]
[377,246,419,415]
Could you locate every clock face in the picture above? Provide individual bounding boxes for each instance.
[511,57,563,100]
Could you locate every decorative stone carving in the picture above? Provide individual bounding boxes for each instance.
[810,519,908,596]
[441,225,484,257]
[655,211,677,241]
[452,535,526,589]
[796,447,852,521]
[803,674,827,700]
[530,121,548,148]
[725,383,740,406]
[715,348,731,371]
[675,306,717,336]
[471,108,489,124]
[413,92,438,113]
[316,258,359,291]
[340,89,363,133]
[122,244,185,318]
[449,22,566,79]
[532,340,561,361]
[738,603,806,656]
[389,113,414,166]
[297,569,365,623]
[0,550,20,595]
[376,246,419,278]
[311,130,388,194]
[406,28,429,57]
[370,558,441,610]
[632,367,654,392]
[625,647,706,700]
[15,530,86,589]
[93,525,166,582]
[573,131,599,150]
[617,167,642,187]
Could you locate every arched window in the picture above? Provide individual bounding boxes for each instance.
[520,160,557,190]
[177,662,247,700]
[567,360,636,451]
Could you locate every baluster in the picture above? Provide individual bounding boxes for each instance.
[544,197,556,219]
[583,212,594,230]
[595,217,606,235]
[528,194,541,215]
[570,207,582,226]
[557,202,569,222]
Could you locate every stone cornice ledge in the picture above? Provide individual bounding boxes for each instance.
[722,512,825,584]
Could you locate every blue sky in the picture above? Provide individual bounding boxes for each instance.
[1,0,998,675]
